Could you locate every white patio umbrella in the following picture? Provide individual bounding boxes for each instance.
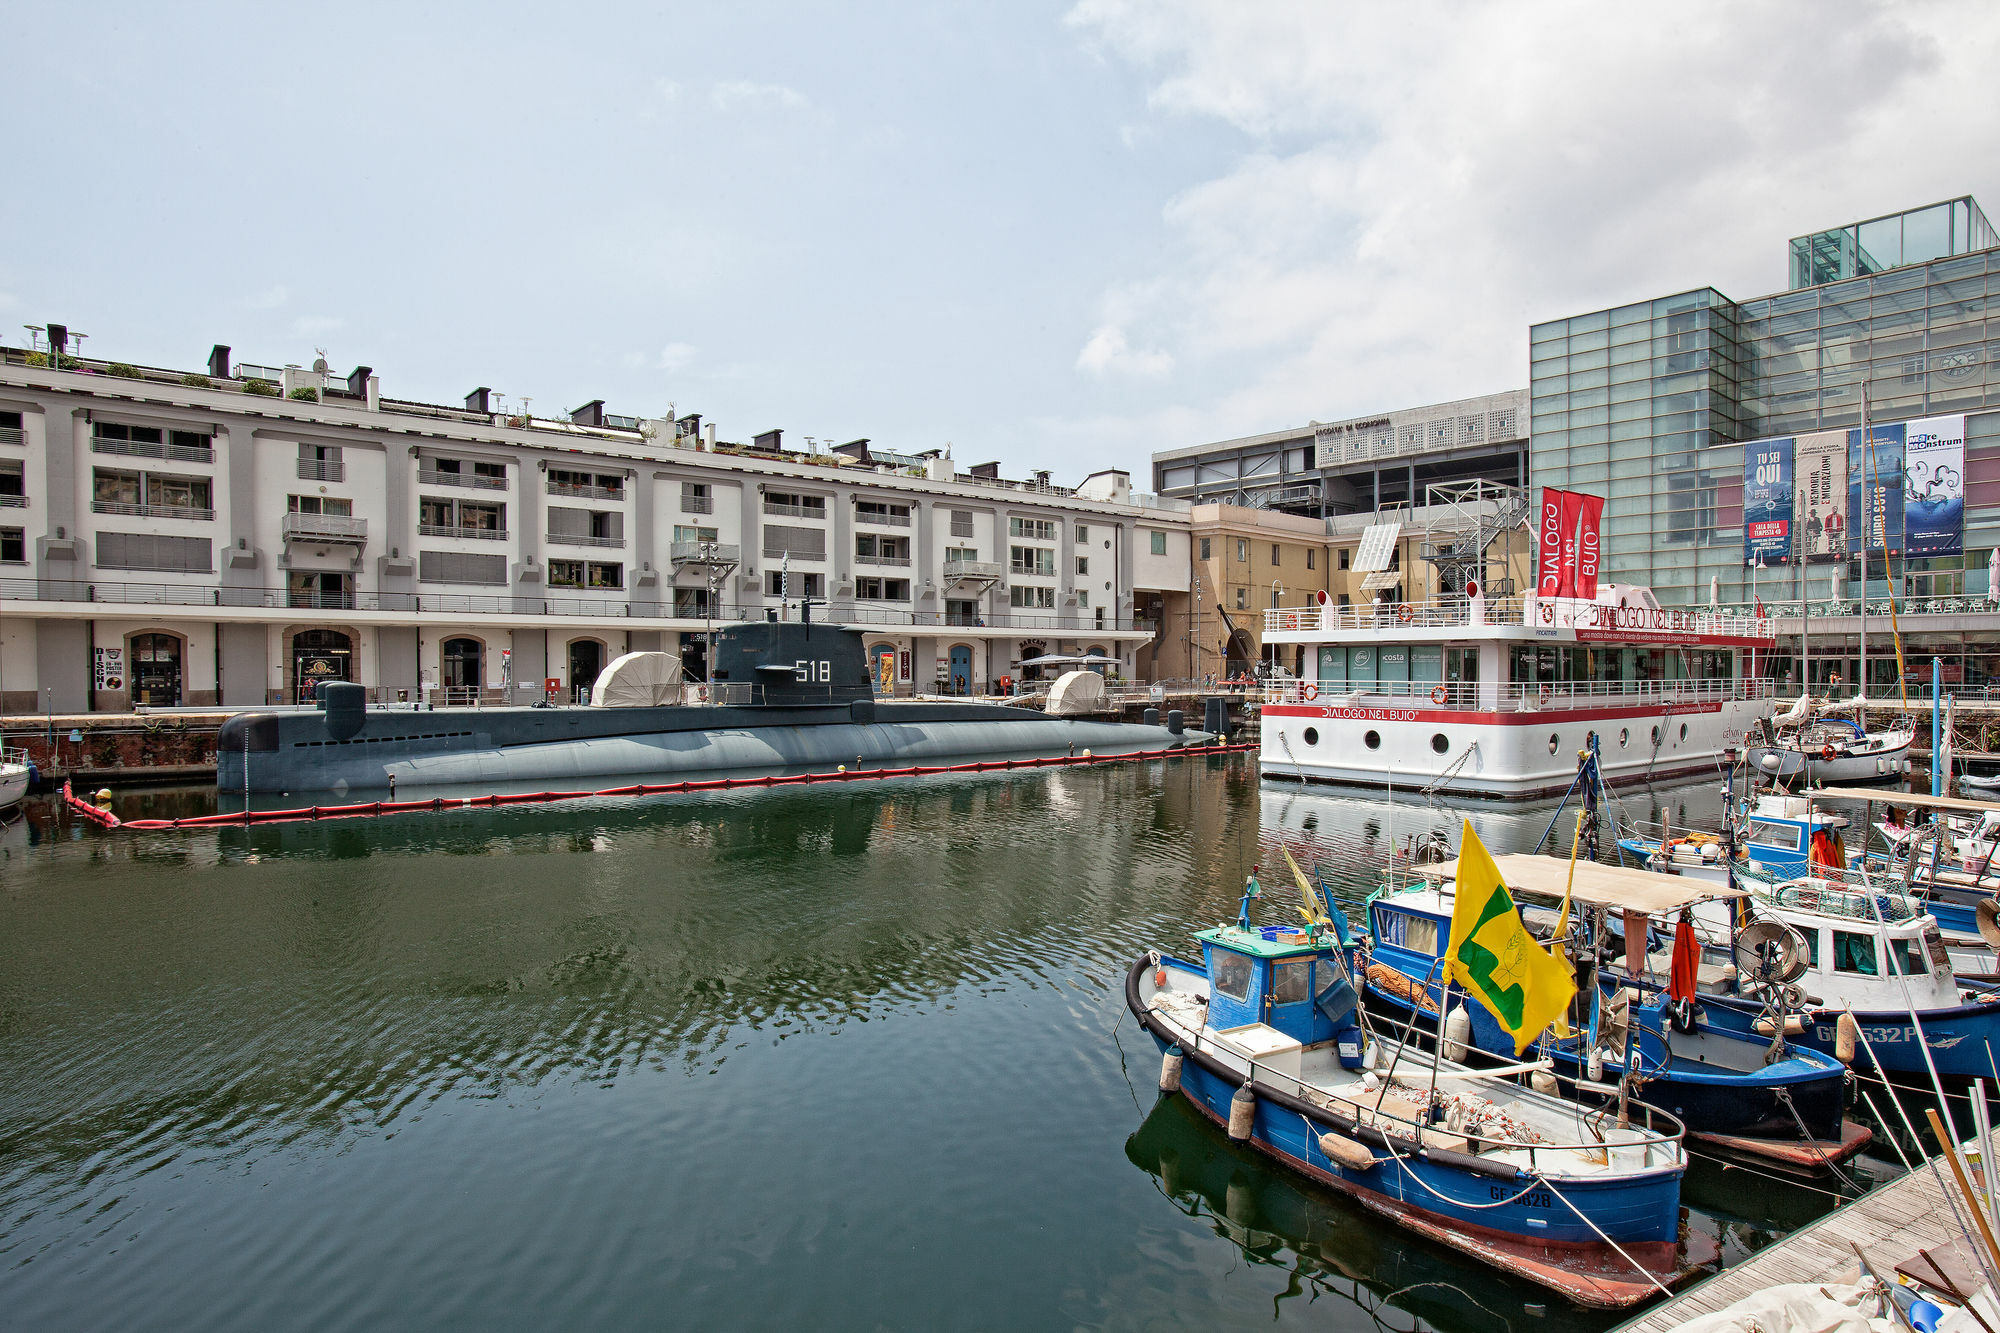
[1988,547,2000,604]
[1709,575,1718,607]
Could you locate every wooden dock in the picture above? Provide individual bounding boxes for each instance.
[1616,1133,1999,1331]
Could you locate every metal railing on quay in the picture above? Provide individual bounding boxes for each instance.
[1718,596,2000,621]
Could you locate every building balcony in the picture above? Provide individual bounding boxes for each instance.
[670,540,741,567]
[943,558,1002,584]
[681,495,714,514]
[298,458,345,482]
[762,501,826,519]
[92,500,215,521]
[418,522,505,541]
[0,426,25,447]
[0,493,26,508]
[855,553,911,567]
[546,532,626,549]
[548,481,625,501]
[855,509,911,527]
[282,512,369,543]
[92,437,213,464]
[417,467,507,491]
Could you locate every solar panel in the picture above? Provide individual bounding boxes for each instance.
[1353,522,1401,572]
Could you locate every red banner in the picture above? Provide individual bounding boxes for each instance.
[1537,489,1568,599]
[1556,489,1585,598]
[1572,492,1604,599]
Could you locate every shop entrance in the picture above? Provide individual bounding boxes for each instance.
[130,633,183,707]
[441,638,484,703]
[568,639,605,703]
[949,645,972,695]
[291,629,353,703]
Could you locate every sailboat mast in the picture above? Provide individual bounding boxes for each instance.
[1859,384,1871,699]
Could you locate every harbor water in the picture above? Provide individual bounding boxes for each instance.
[0,756,1897,1331]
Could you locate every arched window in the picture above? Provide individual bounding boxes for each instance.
[290,629,353,703]
[129,632,182,707]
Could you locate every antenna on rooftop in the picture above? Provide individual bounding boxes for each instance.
[312,347,330,373]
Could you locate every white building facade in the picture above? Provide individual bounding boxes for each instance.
[0,344,1190,712]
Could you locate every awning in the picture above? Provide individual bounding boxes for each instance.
[1416,853,1746,913]
[1814,787,2000,816]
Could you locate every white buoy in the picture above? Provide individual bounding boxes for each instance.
[1159,1046,1184,1094]
[1442,1006,1471,1062]
[1228,1085,1256,1141]
[1587,1047,1605,1082]
[1317,1131,1376,1171]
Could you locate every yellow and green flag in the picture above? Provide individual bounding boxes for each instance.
[1445,820,1577,1055]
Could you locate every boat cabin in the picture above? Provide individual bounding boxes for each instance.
[1193,925,1348,1051]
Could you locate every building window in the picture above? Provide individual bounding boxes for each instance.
[764,490,827,518]
[1199,537,1212,560]
[548,468,624,498]
[549,559,586,587]
[1150,530,1166,556]
[950,510,974,538]
[548,506,625,546]
[298,443,344,482]
[94,532,212,572]
[1338,548,1350,570]
[763,524,827,560]
[1009,516,1056,541]
[1076,589,1089,609]
[1306,549,1316,570]
[1075,556,1088,576]
[1010,585,1056,609]
[674,524,719,544]
[1076,524,1090,543]
[288,495,353,516]
[1236,539,1249,562]
[418,550,508,585]
[420,498,507,538]
[1272,543,1280,565]
[0,527,23,563]
[92,468,212,518]
[855,577,909,600]
[681,482,712,514]
[856,500,911,525]
[1010,545,1055,576]
[1235,587,1247,610]
[768,570,826,597]
[0,458,24,502]
[855,533,910,562]
[91,420,213,461]
[945,546,979,562]
[587,562,623,589]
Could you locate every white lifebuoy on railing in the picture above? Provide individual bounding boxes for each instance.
[1302,684,1318,701]
[1430,686,1448,705]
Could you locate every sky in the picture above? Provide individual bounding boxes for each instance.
[4,1,1998,485]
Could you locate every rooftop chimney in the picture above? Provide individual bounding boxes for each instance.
[753,428,784,453]
[347,365,373,396]
[970,461,1001,480]
[571,399,605,428]
[209,345,232,379]
[45,323,67,355]
[466,387,491,414]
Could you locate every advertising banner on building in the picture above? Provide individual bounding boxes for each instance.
[1903,414,1966,558]
[93,646,124,691]
[1849,421,1906,556]
[1572,492,1604,599]
[1742,436,1793,565]
[1537,488,1568,598]
[1794,429,1848,562]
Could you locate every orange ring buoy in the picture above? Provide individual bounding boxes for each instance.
[1430,686,1448,705]
[1396,603,1414,623]
[1820,743,1837,761]
[1540,604,1554,623]
[1540,686,1552,703]
[1302,683,1318,701]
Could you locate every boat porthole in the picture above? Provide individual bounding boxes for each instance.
[1548,733,1560,755]
[1302,727,1320,746]
[1431,733,1449,755]
[1679,723,1688,743]
[1619,727,1629,748]
[1364,730,1381,750]
[1651,726,1661,746]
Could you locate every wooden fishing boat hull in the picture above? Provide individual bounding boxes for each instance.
[1126,959,1707,1309]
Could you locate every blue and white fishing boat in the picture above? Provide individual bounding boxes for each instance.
[1125,892,1712,1308]
[1373,857,1869,1170]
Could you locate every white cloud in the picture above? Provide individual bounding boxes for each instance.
[292,315,345,336]
[1077,324,1172,378]
[655,77,681,102]
[246,284,289,310]
[658,341,697,372]
[1059,0,2000,443]
[711,80,808,113]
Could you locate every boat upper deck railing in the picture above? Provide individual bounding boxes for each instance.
[1263,597,1774,639]
[1263,676,1775,709]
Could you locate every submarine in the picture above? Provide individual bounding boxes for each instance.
[217,620,1213,794]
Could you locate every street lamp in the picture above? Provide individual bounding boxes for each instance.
[700,541,721,691]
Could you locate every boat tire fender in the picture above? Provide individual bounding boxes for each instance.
[1318,1131,1377,1172]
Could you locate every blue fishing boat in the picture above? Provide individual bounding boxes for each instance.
[1125,890,1713,1308]
[1362,862,1870,1171]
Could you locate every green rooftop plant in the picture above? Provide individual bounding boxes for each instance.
[24,351,80,370]
[106,362,142,379]
[288,387,319,402]
[243,379,280,397]
[180,373,213,389]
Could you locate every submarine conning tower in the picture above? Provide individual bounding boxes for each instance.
[710,621,873,706]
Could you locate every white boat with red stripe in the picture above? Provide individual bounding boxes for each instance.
[1258,584,1779,798]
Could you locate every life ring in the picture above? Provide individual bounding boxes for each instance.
[1540,604,1554,624]
[1820,743,1837,762]
[1430,686,1448,705]
[1396,603,1414,623]
[695,685,709,704]
[1539,686,1552,704]
[1302,683,1318,701]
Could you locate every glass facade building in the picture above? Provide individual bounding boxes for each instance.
[1531,202,2000,610]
